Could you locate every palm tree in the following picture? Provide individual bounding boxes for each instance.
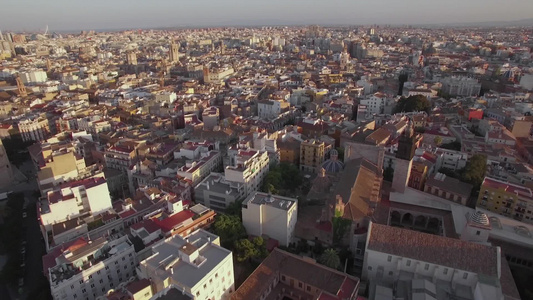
[319,248,341,270]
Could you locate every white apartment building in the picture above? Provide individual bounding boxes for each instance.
[137,229,234,300]
[241,192,297,246]
[177,150,221,186]
[258,99,288,120]
[18,117,51,142]
[40,177,113,228]
[194,173,245,211]
[359,93,390,116]
[45,235,136,300]
[363,222,507,300]
[225,150,269,198]
[435,147,468,172]
[19,69,48,84]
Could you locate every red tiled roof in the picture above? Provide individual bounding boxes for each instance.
[119,209,137,219]
[130,219,160,234]
[153,210,195,233]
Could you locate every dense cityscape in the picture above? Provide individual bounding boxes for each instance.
[0,19,532,300]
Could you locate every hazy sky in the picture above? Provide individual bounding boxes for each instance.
[1,0,533,31]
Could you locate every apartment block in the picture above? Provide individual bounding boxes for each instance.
[242,192,297,246]
[299,139,325,173]
[137,229,234,300]
[477,177,533,224]
[44,235,136,300]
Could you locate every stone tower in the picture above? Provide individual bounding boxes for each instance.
[16,75,27,97]
[391,118,417,193]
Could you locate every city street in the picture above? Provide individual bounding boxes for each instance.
[1,160,46,300]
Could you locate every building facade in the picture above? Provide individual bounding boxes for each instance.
[242,192,297,246]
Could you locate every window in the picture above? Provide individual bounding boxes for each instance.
[424,264,429,270]
[298,282,303,288]
[388,271,393,276]
[90,284,95,288]
[476,231,480,236]
[105,266,109,270]
[97,270,100,275]
[79,280,83,284]
[71,285,74,289]
[307,286,311,292]
[368,266,373,271]
[99,279,103,284]
[281,275,286,281]
[463,273,468,279]
[88,275,92,279]
[82,289,87,294]
[443,268,448,275]
[406,260,411,267]
[73,294,77,299]
[117,269,120,274]
[387,255,392,262]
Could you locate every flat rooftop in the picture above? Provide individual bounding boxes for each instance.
[245,192,296,211]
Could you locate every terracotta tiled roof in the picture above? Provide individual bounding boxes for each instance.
[231,248,359,300]
[367,223,499,276]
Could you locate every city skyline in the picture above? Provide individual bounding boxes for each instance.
[1,0,533,31]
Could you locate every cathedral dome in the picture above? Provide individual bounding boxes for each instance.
[322,149,344,173]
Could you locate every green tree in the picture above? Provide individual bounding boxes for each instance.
[225,199,244,218]
[234,236,268,262]
[212,214,247,249]
[332,210,351,246]
[234,239,258,262]
[461,154,487,194]
[393,95,431,114]
[319,248,341,270]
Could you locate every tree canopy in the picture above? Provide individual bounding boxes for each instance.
[393,95,431,114]
[234,236,268,263]
[212,214,247,249]
[261,163,303,195]
[319,248,341,270]
[332,209,351,246]
[461,154,487,194]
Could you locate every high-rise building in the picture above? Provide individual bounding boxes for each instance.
[169,42,179,62]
